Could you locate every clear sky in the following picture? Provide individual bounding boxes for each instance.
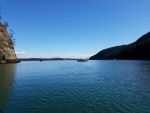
[1,0,150,58]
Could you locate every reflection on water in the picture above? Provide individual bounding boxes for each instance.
[0,64,15,113]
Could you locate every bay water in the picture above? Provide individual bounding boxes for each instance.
[0,60,150,113]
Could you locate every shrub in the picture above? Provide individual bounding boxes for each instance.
[4,21,9,28]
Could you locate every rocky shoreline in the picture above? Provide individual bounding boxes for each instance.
[0,59,20,64]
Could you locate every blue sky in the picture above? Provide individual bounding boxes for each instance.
[1,0,150,58]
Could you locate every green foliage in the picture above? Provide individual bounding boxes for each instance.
[90,45,127,60]
[4,21,9,28]
[9,29,16,46]
[90,31,150,60]
[117,32,150,59]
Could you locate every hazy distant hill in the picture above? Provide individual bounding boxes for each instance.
[90,31,150,60]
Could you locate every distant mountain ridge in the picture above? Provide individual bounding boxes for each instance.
[90,31,150,60]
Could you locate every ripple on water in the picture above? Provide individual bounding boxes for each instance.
[2,61,150,113]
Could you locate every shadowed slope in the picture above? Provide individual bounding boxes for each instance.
[90,31,150,60]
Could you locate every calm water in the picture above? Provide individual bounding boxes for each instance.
[0,60,150,113]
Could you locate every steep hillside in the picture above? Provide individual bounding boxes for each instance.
[116,32,150,59]
[0,22,19,63]
[90,31,150,60]
[90,45,126,60]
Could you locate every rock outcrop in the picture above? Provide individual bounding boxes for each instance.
[0,22,19,63]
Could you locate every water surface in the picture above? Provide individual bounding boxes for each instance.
[0,60,150,113]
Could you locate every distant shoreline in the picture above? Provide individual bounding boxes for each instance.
[19,58,78,61]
